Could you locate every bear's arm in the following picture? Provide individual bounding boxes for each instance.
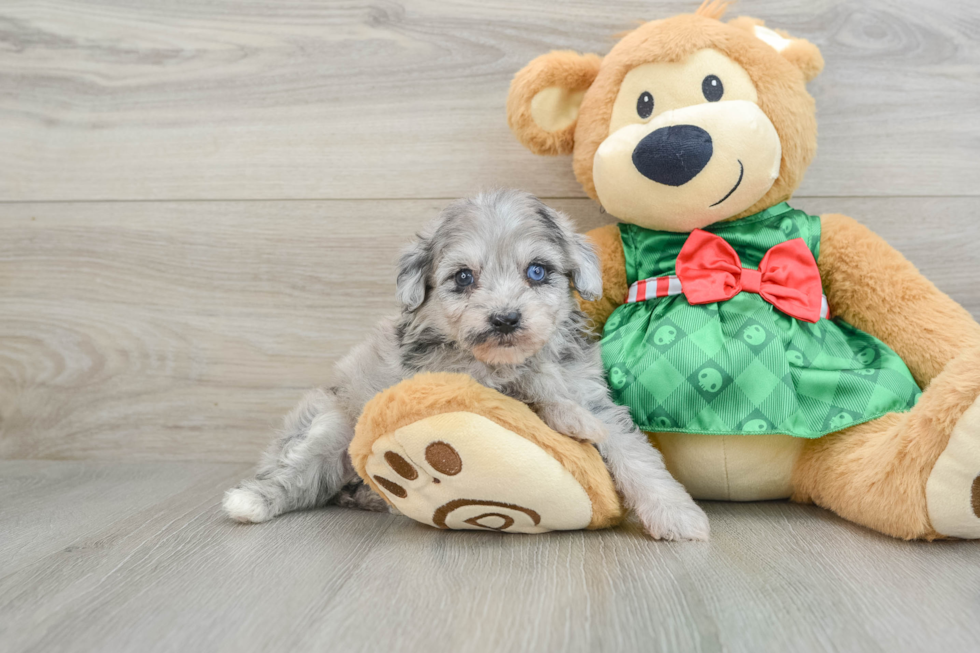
[818,213,980,387]
[578,224,628,332]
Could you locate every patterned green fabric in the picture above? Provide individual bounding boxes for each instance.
[601,203,921,438]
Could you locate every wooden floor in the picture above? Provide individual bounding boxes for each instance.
[1,461,978,653]
[2,1,979,651]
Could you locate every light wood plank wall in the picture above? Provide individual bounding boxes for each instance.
[1,1,978,462]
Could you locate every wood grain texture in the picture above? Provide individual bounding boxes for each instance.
[1,0,978,201]
[2,2,977,649]
[0,460,249,575]
[2,197,977,462]
[1,461,978,653]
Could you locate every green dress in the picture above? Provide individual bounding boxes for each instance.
[600,203,921,438]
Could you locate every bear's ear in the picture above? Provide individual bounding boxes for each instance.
[730,17,825,83]
[507,51,602,156]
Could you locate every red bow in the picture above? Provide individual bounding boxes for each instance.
[675,230,823,323]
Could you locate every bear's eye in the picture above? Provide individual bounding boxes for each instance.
[636,91,654,119]
[454,269,474,287]
[702,75,724,102]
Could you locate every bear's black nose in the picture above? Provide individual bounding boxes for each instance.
[489,311,521,334]
[632,125,713,186]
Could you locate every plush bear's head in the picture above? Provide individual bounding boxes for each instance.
[507,1,824,232]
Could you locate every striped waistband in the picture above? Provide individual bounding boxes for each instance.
[625,275,831,320]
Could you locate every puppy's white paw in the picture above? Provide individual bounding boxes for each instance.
[223,488,273,523]
[537,402,608,444]
[633,496,710,541]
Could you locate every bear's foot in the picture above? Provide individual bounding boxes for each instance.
[365,412,594,532]
[926,394,980,539]
[349,373,623,533]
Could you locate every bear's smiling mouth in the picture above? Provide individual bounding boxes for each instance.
[709,160,744,208]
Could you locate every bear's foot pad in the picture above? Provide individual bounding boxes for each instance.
[364,411,594,533]
[926,394,980,538]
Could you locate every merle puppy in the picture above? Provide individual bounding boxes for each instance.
[224,189,709,540]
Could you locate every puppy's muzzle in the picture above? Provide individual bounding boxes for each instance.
[632,125,713,186]
[489,311,522,335]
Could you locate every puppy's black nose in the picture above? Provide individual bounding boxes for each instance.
[489,311,521,334]
[632,125,713,186]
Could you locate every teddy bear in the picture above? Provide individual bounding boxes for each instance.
[502,0,980,540]
[349,1,979,541]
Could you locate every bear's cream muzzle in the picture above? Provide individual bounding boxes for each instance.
[593,100,782,232]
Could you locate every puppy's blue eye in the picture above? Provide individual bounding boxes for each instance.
[454,269,474,287]
[526,264,546,283]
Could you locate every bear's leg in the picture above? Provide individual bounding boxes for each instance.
[791,349,980,540]
[350,372,624,533]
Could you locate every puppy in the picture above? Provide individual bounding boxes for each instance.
[224,189,709,540]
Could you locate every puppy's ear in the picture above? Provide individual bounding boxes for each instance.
[508,51,602,156]
[537,203,603,301]
[568,233,603,302]
[395,236,433,312]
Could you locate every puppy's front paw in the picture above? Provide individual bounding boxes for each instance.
[633,496,710,542]
[223,487,273,523]
[536,402,608,444]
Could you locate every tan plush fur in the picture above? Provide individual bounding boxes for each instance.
[695,0,731,21]
[507,51,602,156]
[352,372,625,529]
[818,214,980,387]
[726,17,825,83]
[793,348,980,540]
[509,4,980,539]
